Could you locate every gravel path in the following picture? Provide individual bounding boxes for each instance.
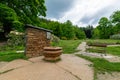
[0,54,94,80]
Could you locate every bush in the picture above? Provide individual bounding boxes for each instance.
[51,34,60,43]
[110,34,120,40]
[7,32,25,48]
[61,37,67,40]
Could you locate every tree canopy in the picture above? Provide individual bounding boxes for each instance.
[0,0,46,40]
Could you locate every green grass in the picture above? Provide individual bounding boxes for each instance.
[107,46,120,56]
[76,54,120,80]
[52,40,81,53]
[0,51,27,62]
[86,46,120,56]
[86,39,120,45]
[0,45,24,51]
[87,47,106,53]
[86,39,120,56]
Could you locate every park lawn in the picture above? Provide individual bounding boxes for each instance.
[86,39,120,56]
[76,54,120,80]
[0,51,27,61]
[52,40,81,53]
[86,39,120,45]
[86,46,120,56]
[0,45,27,62]
[106,46,120,56]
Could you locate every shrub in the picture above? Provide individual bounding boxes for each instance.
[61,37,67,40]
[7,32,25,48]
[110,34,120,40]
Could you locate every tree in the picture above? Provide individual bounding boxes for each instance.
[92,28,100,39]
[82,25,93,39]
[0,3,22,40]
[0,0,46,24]
[0,0,46,40]
[74,26,86,39]
[110,10,120,34]
[97,17,112,39]
[61,20,75,39]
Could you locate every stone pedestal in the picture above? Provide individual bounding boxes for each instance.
[43,47,62,61]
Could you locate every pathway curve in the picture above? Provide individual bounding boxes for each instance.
[0,54,94,80]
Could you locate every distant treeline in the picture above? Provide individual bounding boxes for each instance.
[0,1,120,40]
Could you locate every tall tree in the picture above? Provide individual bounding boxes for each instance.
[110,10,120,34]
[0,0,46,40]
[92,28,100,39]
[0,3,22,40]
[1,0,46,24]
[82,25,93,39]
[97,17,112,39]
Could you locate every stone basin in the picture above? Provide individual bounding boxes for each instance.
[43,47,62,61]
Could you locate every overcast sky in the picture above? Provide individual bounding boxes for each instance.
[45,0,120,27]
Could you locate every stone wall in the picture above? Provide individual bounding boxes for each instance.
[25,27,50,57]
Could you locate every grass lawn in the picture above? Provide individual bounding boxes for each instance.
[52,40,81,53]
[0,51,27,61]
[86,45,120,56]
[76,54,120,80]
[107,46,120,56]
[86,39,120,45]
[86,39,120,56]
[0,45,27,62]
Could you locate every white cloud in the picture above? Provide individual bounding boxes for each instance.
[46,0,120,27]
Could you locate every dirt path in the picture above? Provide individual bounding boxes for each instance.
[0,54,94,80]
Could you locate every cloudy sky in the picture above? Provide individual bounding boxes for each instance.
[45,0,120,27]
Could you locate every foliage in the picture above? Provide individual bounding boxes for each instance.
[51,34,60,44]
[74,26,86,39]
[92,10,120,39]
[97,17,112,39]
[0,0,46,40]
[110,10,120,25]
[40,19,86,40]
[92,28,100,39]
[82,25,93,39]
[52,40,81,53]
[0,0,46,23]
[7,33,25,48]
[0,3,20,34]
[110,34,120,40]
[62,20,75,39]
